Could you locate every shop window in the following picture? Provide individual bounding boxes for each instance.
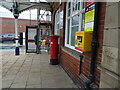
[65,0,85,50]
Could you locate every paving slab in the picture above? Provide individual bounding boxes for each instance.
[26,84,41,88]
[2,52,77,89]
[2,80,13,88]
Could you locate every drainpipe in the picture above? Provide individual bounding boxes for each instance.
[85,2,100,89]
[79,55,83,74]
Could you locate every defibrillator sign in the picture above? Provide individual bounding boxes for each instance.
[85,2,95,31]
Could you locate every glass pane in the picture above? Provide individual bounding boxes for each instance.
[81,13,85,31]
[68,9,71,17]
[78,2,80,10]
[67,19,70,44]
[71,26,78,46]
[72,15,79,26]
[28,42,36,50]
[72,2,75,11]
[56,12,59,22]
[28,29,37,40]
[75,3,77,10]
[57,24,59,30]
[68,2,71,8]
[82,2,85,9]
[57,29,60,35]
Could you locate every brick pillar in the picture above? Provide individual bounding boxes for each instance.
[99,2,120,88]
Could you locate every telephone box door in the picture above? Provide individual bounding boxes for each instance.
[26,25,38,53]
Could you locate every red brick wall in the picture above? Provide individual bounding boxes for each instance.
[51,2,106,87]
[0,18,3,35]
[1,17,37,35]
[51,2,66,46]
[95,3,106,85]
[61,50,80,81]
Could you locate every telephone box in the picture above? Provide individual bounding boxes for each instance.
[75,31,93,52]
[26,25,38,53]
[50,35,59,65]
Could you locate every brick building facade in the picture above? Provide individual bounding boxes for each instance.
[50,1,120,88]
[51,2,119,89]
[99,2,120,88]
[1,1,119,89]
[0,17,37,35]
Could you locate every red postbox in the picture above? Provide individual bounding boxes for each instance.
[45,36,50,44]
[50,35,59,65]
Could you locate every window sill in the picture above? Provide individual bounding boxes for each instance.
[65,45,83,53]
[61,46,83,61]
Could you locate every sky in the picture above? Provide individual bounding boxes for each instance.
[0,0,47,20]
[0,6,38,20]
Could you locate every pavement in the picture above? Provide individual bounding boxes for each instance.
[0,42,25,55]
[1,43,77,89]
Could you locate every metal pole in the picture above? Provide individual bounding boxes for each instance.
[15,18,18,46]
[30,10,31,25]
[15,18,19,55]
[36,8,40,54]
[13,1,20,55]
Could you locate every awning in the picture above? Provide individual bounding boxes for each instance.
[0,1,52,14]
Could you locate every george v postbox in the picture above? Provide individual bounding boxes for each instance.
[50,35,59,65]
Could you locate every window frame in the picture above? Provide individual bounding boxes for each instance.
[65,0,85,51]
[54,9,60,35]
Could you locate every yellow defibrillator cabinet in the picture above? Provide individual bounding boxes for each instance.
[75,31,93,52]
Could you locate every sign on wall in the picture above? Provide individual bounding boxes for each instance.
[86,0,95,7]
[84,1,95,31]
